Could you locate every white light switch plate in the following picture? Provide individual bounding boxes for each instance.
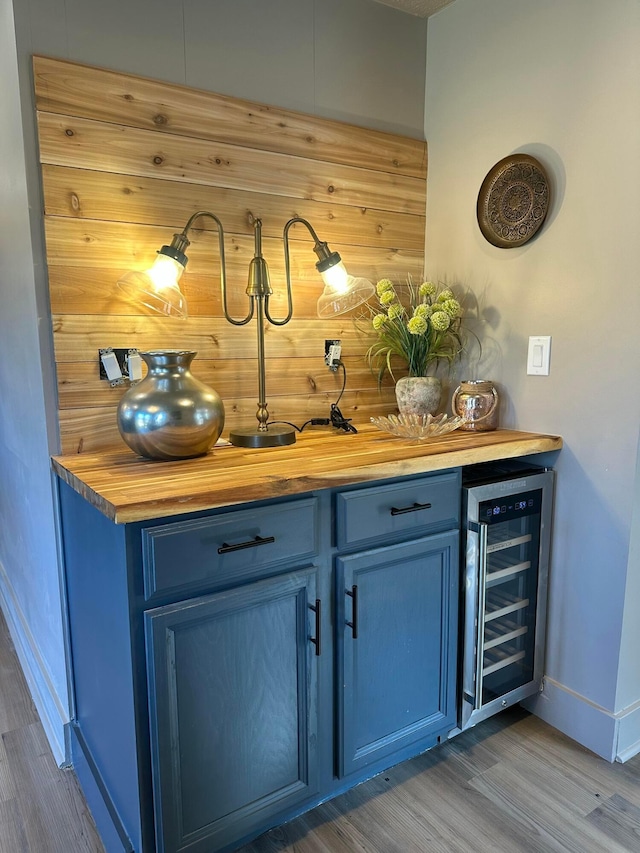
[527,336,551,375]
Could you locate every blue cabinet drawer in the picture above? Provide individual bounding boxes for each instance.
[336,471,460,550]
[142,497,319,600]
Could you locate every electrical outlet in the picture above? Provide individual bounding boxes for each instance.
[99,348,139,384]
[324,339,342,371]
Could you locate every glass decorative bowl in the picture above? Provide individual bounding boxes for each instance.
[370,412,467,440]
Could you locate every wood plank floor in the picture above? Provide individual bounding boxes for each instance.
[2,607,640,853]
[238,714,640,852]
[0,612,103,853]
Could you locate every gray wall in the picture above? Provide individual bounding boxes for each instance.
[616,428,640,757]
[1,0,427,763]
[425,0,640,759]
[17,0,427,136]
[0,0,68,764]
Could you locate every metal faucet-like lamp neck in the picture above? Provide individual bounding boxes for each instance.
[229,216,359,448]
[226,218,296,448]
[246,218,273,299]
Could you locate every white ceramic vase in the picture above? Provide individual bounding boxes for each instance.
[395,376,442,418]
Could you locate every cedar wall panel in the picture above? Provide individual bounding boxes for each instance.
[34,56,427,454]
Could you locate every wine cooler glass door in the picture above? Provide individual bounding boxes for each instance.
[477,489,542,708]
[461,470,553,731]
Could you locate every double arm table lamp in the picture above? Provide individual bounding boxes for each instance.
[118,212,374,451]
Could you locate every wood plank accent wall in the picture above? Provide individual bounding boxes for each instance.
[33,56,427,454]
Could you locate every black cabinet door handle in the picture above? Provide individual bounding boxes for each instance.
[217,535,275,554]
[390,501,432,516]
[309,599,321,656]
[346,585,358,639]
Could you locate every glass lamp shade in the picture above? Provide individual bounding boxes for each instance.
[118,254,188,318]
[317,263,375,317]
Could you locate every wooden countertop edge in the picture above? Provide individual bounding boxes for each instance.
[52,429,562,524]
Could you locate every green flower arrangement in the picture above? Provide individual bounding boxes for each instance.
[366,278,465,383]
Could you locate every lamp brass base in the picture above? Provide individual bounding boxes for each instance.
[229,424,296,448]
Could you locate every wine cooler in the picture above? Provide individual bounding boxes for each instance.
[459,461,554,731]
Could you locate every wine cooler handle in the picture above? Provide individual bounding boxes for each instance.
[346,585,358,639]
[475,522,489,709]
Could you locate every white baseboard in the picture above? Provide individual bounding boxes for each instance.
[0,561,69,766]
[524,676,640,763]
[615,698,640,763]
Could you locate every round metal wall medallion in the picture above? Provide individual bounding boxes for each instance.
[477,154,550,248]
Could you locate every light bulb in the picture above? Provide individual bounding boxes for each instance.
[146,254,185,292]
[118,252,188,318]
[320,260,349,294]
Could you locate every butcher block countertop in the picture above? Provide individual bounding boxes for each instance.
[52,427,562,524]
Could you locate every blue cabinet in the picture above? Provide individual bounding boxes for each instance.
[337,532,459,776]
[59,468,461,853]
[145,569,320,853]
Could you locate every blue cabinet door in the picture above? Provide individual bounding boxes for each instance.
[145,568,320,853]
[337,531,458,777]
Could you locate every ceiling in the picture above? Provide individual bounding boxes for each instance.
[368,0,456,17]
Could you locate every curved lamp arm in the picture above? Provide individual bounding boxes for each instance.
[260,216,316,326]
[280,216,349,323]
[180,210,254,327]
[283,215,340,272]
[277,215,340,325]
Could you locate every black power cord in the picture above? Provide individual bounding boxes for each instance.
[270,361,357,435]
[329,401,357,434]
[310,361,357,433]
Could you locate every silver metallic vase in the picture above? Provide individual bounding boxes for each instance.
[117,350,225,460]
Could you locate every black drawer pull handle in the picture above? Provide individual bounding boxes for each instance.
[346,585,358,639]
[217,535,275,554]
[390,501,432,516]
[309,599,321,656]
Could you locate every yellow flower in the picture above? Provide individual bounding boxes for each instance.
[437,288,454,303]
[414,303,432,318]
[372,313,387,330]
[407,315,428,335]
[441,298,461,318]
[388,303,404,320]
[431,310,451,331]
[419,281,437,297]
[376,278,394,296]
[380,290,396,306]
